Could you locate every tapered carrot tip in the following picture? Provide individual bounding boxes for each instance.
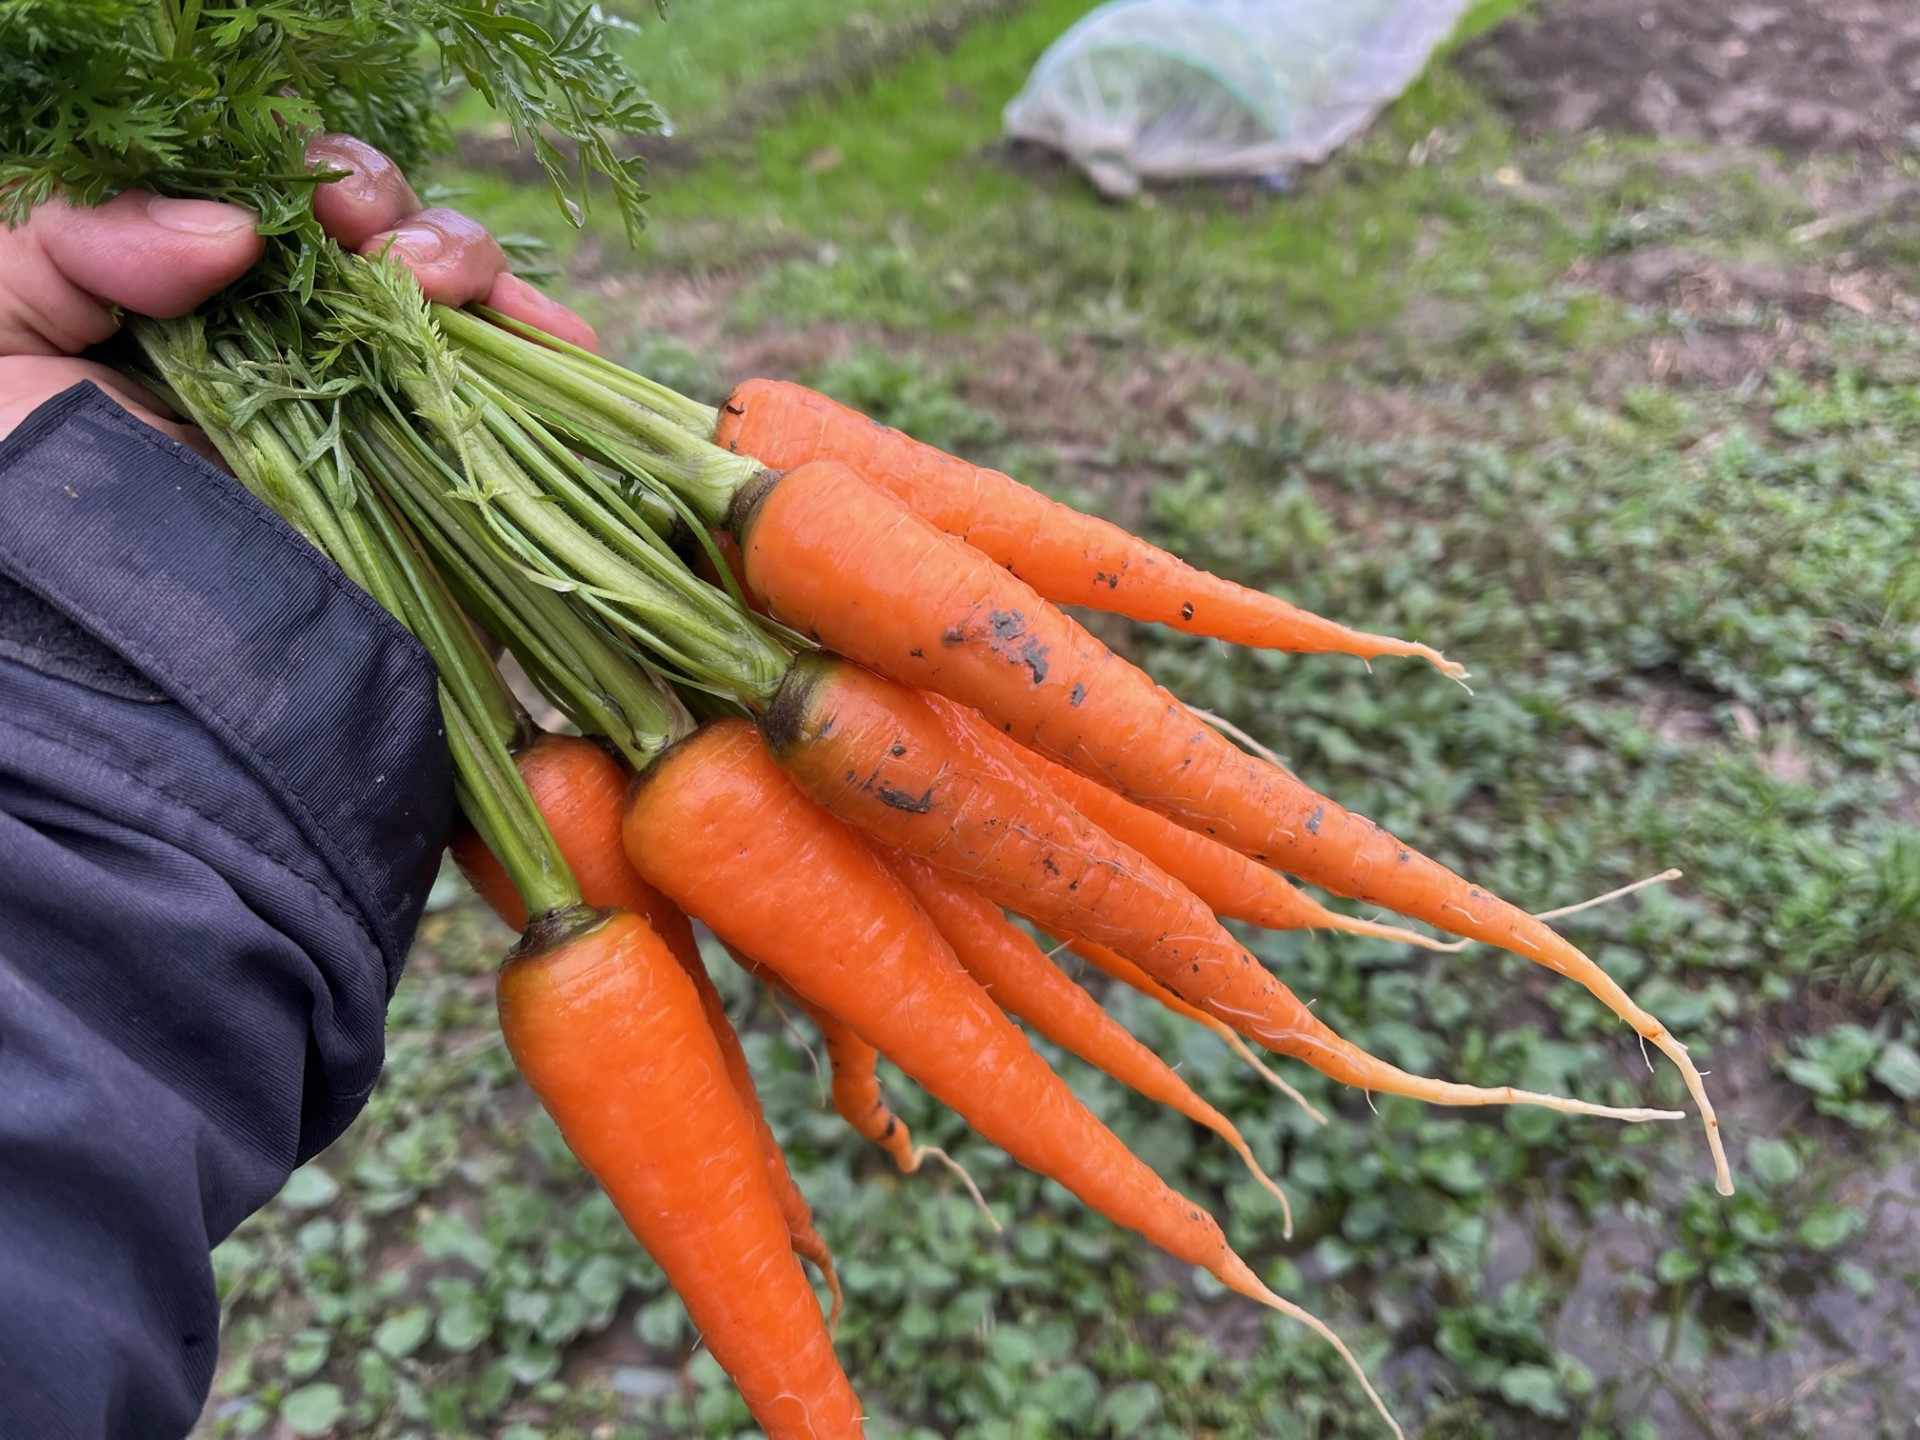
[804,1246,845,1333]
[1412,1080,1684,1123]
[1643,1027,1734,1197]
[1401,643,1470,687]
[1241,1152,1295,1240]
[1217,1253,1403,1440]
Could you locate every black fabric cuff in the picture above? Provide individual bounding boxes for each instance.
[0,382,450,986]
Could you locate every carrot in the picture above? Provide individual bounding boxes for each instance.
[989,730,1460,952]
[714,378,1463,679]
[622,719,1404,1437]
[889,852,1296,1236]
[737,464,1728,1194]
[746,953,917,1169]
[453,732,841,1318]
[1056,931,1328,1126]
[731,946,997,1225]
[1003,720,1684,952]
[497,907,863,1439]
[761,654,1675,1128]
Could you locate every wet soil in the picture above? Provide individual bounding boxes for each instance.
[1524,1056,1920,1439]
[1463,0,1920,157]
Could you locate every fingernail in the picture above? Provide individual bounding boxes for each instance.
[318,163,374,203]
[147,197,257,236]
[388,225,444,264]
[494,273,555,314]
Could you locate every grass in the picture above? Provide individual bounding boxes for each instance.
[453,0,1585,349]
[445,0,961,140]
[616,0,959,132]
[199,1,1920,1436]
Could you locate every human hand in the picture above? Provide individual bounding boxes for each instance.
[0,134,597,449]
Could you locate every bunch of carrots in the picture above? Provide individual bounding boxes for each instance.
[126,264,1729,1438]
[21,4,1729,1431]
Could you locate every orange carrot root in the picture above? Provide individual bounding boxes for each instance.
[1053,934,1331,1129]
[629,721,1314,1335]
[735,470,1728,1192]
[499,910,863,1438]
[890,852,1294,1236]
[454,733,844,1311]
[716,376,1464,684]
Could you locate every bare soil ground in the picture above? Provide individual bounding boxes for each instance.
[1464,0,1920,156]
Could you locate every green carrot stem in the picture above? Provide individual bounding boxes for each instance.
[355,405,690,768]
[131,313,580,917]
[235,372,528,754]
[462,304,720,436]
[453,369,785,643]
[460,376,684,572]
[441,304,756,529]
[445,694,581,917]
[399,372,788,699]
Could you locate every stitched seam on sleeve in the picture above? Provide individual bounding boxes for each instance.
[1,702,387,968]
[0,386,442,958]
[0,385,425,656]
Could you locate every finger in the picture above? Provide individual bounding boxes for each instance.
[0,191,262,355]
[306,133,423,250]
[359,208,509,308]
[484,273,601,354]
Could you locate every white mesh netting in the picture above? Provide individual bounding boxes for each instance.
[1003,0,1475,195]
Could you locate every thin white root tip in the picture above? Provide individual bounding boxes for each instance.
[1534,868,1683,922]
[913,1146,1001,1232]
[1332,913,1474,953]
[1235,1145,1296,1239]
[1186,704,1294,776]
[1250,1278,1404,1440]
[1426,1077,1686,1122]
[765,991,829,1105]
[1225,1033,1329,1126]
[1393,865,1681,956]
[1511,1088,1686,1122]
[1645,1029,1734,1197]
[1417,647,1473,691]
[1403,931,1473,953]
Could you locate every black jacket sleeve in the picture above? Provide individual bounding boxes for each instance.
[0,384,453,1439]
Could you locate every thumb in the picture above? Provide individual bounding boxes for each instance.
[0,191,263,354]
[36,191,265,319]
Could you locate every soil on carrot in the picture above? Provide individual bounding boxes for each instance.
[196,2,1920,1438]
[1462,0,1920,155]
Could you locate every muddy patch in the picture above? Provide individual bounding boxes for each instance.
[1484,1048,1920,1439]
[1464,0,1920,156]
